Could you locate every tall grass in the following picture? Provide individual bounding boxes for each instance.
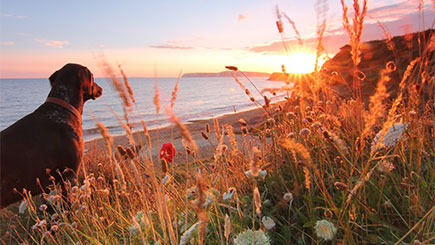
[1,1,435,244]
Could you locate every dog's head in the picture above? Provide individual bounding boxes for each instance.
[49,64,102,102]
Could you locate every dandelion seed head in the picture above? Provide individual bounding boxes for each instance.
[234,229,270,245]
[314,220,337,241]
[283,192,293,202]
[262,216,276,230]
[299,128,311,136]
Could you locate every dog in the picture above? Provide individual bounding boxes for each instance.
[0,63,102,208]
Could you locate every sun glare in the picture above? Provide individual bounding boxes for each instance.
[286,52,321,74]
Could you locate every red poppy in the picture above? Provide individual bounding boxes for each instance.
[160,142,176,163]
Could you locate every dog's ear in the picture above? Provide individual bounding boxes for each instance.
[49,70,59,87]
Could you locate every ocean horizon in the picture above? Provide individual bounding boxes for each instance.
[0,76,288,141]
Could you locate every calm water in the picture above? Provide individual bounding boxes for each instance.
[0,77,287,141]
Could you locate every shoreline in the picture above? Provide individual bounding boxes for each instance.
[84,104,269,163]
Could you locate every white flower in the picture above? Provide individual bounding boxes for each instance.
[179,222,200,245]
[223,187,236,201]
[314,220,337,241]
[283,192,293,202]
[244,170,267,180]
[19,200,28,214]
[233,229,270,245]
[39,204,47,212]
[372,123,407,151]
[38,220,47,227]
[261,216,276,230]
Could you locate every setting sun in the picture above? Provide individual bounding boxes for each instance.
[286,52,321,74]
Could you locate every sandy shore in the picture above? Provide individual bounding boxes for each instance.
[84,105,269,163]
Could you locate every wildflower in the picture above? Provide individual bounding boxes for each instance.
[377,160,395,173]
[299,128,311,136]
[283,192,293,202]
[38,220,47,227]
[223,187,236,201]
[371,123,407,151]
[51,213,59,221]
[180,222,200,245]
[160,142,176,163]
[244,170,267,180]
[71,222,78,229]
[50,225,59,232]
[19,200,28,214]
[314,220,337,241]
[39,204,47,212]
[261,216,276,230]
[286,112,295,118]
[312,121,322,129]
[31,224,38,231]
[250,147,262,177]
[233,229,270,245]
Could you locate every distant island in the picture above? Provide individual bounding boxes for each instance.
[182,71,270,78]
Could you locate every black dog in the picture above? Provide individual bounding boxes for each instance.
[0,63,102,208]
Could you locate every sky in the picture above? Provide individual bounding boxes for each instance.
[0,0,434,78]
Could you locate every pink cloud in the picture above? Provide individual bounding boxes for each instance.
[237,14,249,22]
[149,44,194,50]
[0,41,14,46]
[34,39,70,48]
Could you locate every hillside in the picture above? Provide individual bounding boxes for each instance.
[320,29,434,102]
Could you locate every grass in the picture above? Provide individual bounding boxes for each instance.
[1,1,435,244]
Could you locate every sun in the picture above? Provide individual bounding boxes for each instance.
[285,52,322,74]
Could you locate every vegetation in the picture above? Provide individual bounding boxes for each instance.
[1,1,434,244]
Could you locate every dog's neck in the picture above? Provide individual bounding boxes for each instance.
[47,85,85,114]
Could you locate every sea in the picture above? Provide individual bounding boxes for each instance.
[0,76,288,141]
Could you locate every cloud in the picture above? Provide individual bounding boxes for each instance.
[237,14,249,22]
[34,39,70,48]
[1,13,26,19]
[149,44,195,50]
[0,41,14,46]
[249,1,434,56]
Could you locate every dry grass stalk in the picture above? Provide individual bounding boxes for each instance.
[224,214,231,241]
[253,187,262,216]
[213,118,221,141]
[167,110,198,153]
[340,0,368,97]
[225,124,239,153]
[118,65,135,103]
[280,138,312,166]
[281,12,303,46]
[362,68,390,142]
[303,167,311,191]
[170,72,182,110]
[154,78,160,114]
[250,147,262,177]
[98,56,131,107]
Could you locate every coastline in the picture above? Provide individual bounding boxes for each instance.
[84,104,269,163]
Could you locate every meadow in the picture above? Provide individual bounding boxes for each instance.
[1,1,434,244]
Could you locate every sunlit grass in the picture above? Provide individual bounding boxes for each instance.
[1,1,434,244]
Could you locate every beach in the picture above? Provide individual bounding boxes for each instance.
[84,105,269,163]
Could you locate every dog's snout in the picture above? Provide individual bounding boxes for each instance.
[93,84,103,100]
